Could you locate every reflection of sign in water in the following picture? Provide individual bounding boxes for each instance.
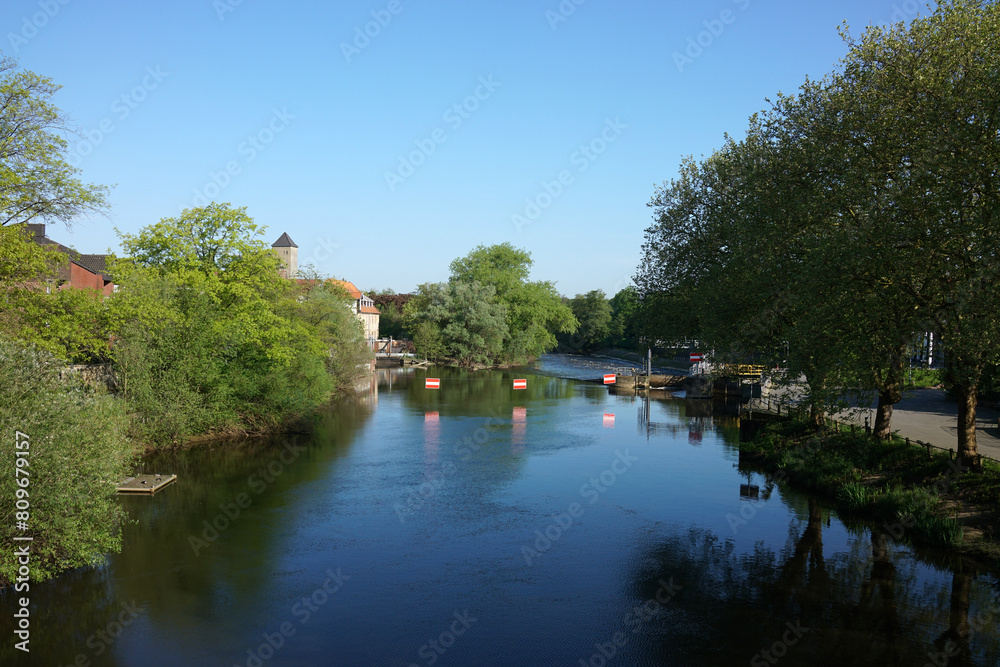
[512,406,526,452]
[425,378,440,389]
[603,413,615,428]
[513,378,527,390]
[604,374,616,385]
[424,411,440,466]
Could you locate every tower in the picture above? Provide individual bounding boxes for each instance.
[272,232,298,279]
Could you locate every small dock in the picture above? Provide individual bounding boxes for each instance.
[116,474,177,495]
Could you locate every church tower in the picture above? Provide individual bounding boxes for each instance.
[272,232,298,279]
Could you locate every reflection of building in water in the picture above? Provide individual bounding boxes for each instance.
[637,394,716,443]
[354,373,379,405]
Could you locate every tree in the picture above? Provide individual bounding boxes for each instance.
[0,57,109,227]
[0,58,112,361]
[608,286,642,349]
[448,243,576,362]
[405,280,508,368]
[109,203,353,444]
[563,290,612,353]
[0,339,133,585]
[636,0,1000,459]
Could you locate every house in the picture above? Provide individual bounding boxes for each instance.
[329,279,381,342]
[293,277,381,343]
[26,223,115,296]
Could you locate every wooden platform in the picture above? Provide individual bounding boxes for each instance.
[116,474,177,495]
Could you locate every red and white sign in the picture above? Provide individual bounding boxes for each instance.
[690,353,704,362]
[604,374,616,385]
[603,413,615,428]
[425,378,440,389]
[513,379,527,390]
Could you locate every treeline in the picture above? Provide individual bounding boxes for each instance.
[556,287,643,354]
[634,0,1000,467]
[5,203,371,446]
[1,205,371,584]
[402,243,578,367]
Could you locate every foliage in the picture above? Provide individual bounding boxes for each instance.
[406,280,509,368]
[1,224,111,363]
[0,339,134,585]
[109,204,367,445]
[635,0,1000,457]
[608,286,642,349]
[559,290,612,353]
[412,320,446,361]
[439,243,576,364]
[0,57,110,227]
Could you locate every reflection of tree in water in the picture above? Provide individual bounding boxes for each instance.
[631,500,1000,666]
[99,397,374,651]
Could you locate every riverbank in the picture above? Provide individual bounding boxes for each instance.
[740,417,1000,568]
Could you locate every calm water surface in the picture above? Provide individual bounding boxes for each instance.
[4,355,1000,666]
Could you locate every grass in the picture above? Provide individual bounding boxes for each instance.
[907,366,943,388]
[742,418,998,560]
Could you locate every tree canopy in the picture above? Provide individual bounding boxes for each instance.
[406,243,577,367]
[635,0,1000,465]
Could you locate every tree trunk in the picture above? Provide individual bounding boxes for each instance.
[873,345,905,440]
[955,383,978,469]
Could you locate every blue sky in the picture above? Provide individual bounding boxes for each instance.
[4,0,927,297]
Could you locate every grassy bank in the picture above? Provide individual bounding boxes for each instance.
[741,418,1000,566]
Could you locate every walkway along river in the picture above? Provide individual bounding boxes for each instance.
[2,356,1000,665]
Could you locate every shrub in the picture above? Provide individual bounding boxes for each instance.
[0,339,134,584]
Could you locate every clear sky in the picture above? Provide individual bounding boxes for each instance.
[3,0,927,297]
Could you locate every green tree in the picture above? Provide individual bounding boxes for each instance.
[0,57,109,227]
[448,243,576,362]
[405,280,509,368]
[0,58,112,361]
[0,339,133,585]
[562,290,612,353]
[608,286,642,349]
[109,203,355,444]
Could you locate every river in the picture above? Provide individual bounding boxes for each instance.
[3,354,1000,666]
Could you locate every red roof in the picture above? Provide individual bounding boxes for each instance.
[328,279,363,300]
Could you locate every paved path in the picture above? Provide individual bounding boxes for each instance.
[765,385,1000,462]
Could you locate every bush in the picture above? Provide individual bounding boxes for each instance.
[0,339,134,584]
